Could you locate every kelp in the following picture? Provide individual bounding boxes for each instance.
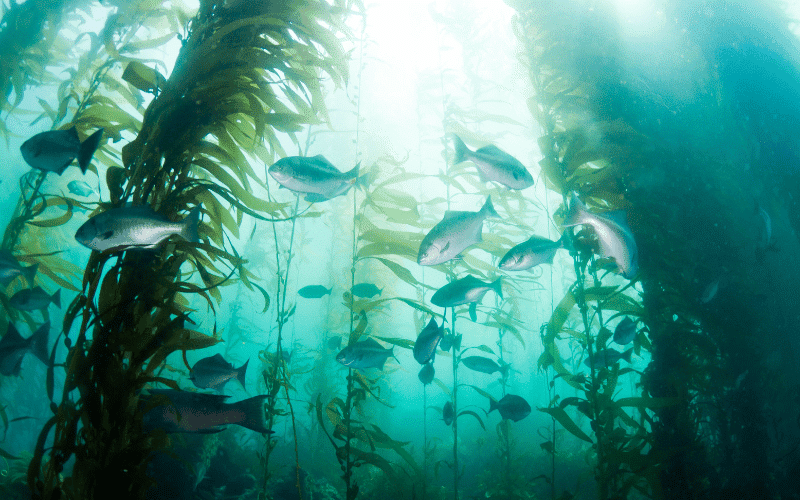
[22,1,356,499]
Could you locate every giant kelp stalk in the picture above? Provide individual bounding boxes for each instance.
[27,1,353,498]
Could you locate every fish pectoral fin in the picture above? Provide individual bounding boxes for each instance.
[469,302,477,322]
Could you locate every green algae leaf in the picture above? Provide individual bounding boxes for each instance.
[467,384,494,401]
[122,61,164,93]
[539,406,592,443]
[0,446,20,460]
[371,257,420,287]
[374,336,415,350]
[249,282,271,313]
[458,410,486,430]
[615,396,680,409]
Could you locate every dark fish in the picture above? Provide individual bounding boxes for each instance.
[418,362,434,385]
[443,401,454,426]
[9,287,60,311]
[439,334,454,352]
[141,389,272,434]
[431,275,502,308]
[336,338,395,370]
[584,347,633,369]
[499,235,566,271]
[327,336,342,350]
[562,193,638,278]
[268,155,364,202]
[413,317,443,365]
[351,283,382,298]
[75,205,200,252]
[20,127,103,175]
[451,134,533,189]
[298,285,331,299]
[190,353,248,391]
[418,197,499,266]
[461,356,508,376]
[489,394,531,422]
[67,180,95,197]
[0,322,49,376]
[0,250,38,287]
[613,317,636,345]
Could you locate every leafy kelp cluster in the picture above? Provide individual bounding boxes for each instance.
[2,0,800,500]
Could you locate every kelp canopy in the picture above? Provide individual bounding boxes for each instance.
[1,0,800,499]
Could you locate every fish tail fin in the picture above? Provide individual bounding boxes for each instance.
[451,134,468,164]
[622,348,633,364]
[31,321,50,365]
[77,128,104,174]
[233,395,274,434]
[482,196,499,218]
[180,206,202,244]
[325,287,332,296]
[51,289,61,308]
[492,277,503,300]
[489,398,498,414]
[499,363,510,378]
[23,263,38,285]
[346,162,368,191]
[237,359,249,389]
[563,193,588,227]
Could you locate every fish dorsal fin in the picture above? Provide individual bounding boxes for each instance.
[310,155,340,173]
[359,337,383,349]
[475,144,515,161]
[459,275,483,286]
[442,210,468,221]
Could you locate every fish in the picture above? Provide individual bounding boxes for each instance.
[0,322,49,376]
[20,127,103,175]
[190,353,248,391]
[298,285,331,299]
[335,338,396,370]
[439,333,461,352]
[498,235,567,271]
[461,356,508,376]
[613,317,636,345]
[268,155,364,202]
[489,394,531,422]
[0,250,38,287]
[450,134,534,190]
[443,401,454,426]
[584,347,633,369]
[141,389,272,434]
[700,279,720,304]
[418,362,434,385]
[413,317,444,365]
[9,287,60,311]
[562,193,638,278]
[431,275,502,308]
[351,283,382,298]
[417,196,499,266]
[327,336,342,350]
[75,205,200,252]
[67,180,95,197]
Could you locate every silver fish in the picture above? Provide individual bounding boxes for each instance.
[613,317,636,345]
[700,279,719,304]
[499,235,566,271]
[431,275,502,308]
[190,353,248,391]
[418,196,499,266]
[451,134,533,190]
[0,322,49,376]
[351,283,382,298]
[141,389,272,434]
[418,362,434,385]
[20,127,103,175]
[489,394,531,422]
[268,155,363,202]
[67,180,95,197]
[413,317,444,365]
[9,287,60,311]
[298,285,331,298]
[0,250,38,287]
[75,205,200,252]
[562,193,638,278]
[443,401,454,426]
[335,338,395,371]
[461,356,508,376]
[584,347,633,369]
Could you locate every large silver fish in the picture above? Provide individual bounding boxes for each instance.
[9,287,60,311]
[20,127,103,175]
[335,338,396,371]
[190,353,248,391]
[141,389,272,434]
[0,322,49,376]
[562,193,639,278]
[431,275,502,308]
[75,205,200,252]
[451,134,533,190]
[418,197,499,266]
[489,394,531,422]
[498,235,566,271]
[0,250,38,287]
[413,317,444,365]
[268,155,363,202]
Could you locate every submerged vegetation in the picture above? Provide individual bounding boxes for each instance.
[2,0,800,499]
